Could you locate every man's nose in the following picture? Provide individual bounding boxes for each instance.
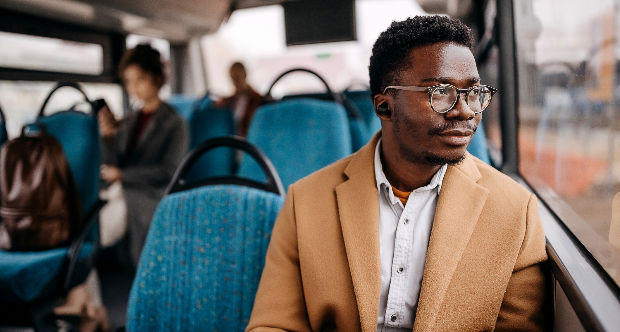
[445,93,476,120]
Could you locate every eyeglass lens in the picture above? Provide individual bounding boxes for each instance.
[430,85,492,113]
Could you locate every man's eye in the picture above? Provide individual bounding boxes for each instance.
[434,88,448,95]
[470,88,481,95]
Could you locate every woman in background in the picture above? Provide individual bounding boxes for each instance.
[99,44,189,269]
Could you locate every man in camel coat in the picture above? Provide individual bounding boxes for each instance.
[247,16,550,332]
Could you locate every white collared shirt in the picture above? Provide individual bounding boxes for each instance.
[374,138,447,332]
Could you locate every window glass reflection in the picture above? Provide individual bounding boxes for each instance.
[515,0,620,284]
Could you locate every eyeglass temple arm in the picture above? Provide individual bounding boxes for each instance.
[383,86,429,94]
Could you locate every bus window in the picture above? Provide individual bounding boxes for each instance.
[202,0,427,97]
[0,31,104,75]
[514,0,620,285]
[0,81,123,137]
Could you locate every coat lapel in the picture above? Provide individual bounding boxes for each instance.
[336,134,382,332]
[413,155,489,331]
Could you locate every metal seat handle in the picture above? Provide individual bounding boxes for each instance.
[264,68,339,103]
[166,136,285,196]
[38,82,93,118]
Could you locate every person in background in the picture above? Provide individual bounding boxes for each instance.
[99,44,189,269]
[215,62,262,137]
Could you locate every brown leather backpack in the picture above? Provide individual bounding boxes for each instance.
[0,124,82,251]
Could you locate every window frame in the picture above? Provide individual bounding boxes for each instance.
[0,9,126,83]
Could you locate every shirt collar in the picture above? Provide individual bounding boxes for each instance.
[374,138,447,203]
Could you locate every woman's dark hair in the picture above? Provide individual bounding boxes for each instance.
[118,44,166,87]
[368,15,475,98]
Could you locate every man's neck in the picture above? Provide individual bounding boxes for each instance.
[380,142,442,192]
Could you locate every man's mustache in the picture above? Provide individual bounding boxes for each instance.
[428,121,478,136]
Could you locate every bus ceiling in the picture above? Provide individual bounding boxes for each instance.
[0,0,476,44]
[0,0,233,44]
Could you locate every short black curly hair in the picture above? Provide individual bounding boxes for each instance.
[369,15,475,98]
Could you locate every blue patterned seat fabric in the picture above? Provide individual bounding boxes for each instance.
[340,96,370,152]
[237,98,352,190]
[127,184,284,332]
[344,90,382,136]
[0,110,100,304]
[349,117,369,152]
[186,99,236,182]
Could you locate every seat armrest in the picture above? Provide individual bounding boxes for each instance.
[63,199,107,293]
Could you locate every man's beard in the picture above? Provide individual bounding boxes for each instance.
[394,116,476,166]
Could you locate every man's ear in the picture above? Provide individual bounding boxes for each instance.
[373,93,392,120]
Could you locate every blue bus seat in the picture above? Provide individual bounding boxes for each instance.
[127,185,283,331]
[466,122,491,164]
[38,110,100,216]
[0,247,68,303]
[340,95,370,151]
[127,137,284,331]
[0,83,102,313]
[238,98,352,190]
[344,89,382,136]
[168,94,198,120]
[283,91,371,152]
[0,105,8,145]
[185,97,236,182]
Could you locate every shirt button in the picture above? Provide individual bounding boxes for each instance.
[390,314,398,322]
[403,218,409,224]
[397,267,404,273]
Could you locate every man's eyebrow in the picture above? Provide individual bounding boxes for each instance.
[420,76,481,84]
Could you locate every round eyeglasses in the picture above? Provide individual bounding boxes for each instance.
[383,84,497,114]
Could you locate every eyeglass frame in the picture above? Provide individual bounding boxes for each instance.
[382,83,498,114]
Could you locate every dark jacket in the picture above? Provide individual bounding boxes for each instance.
[220,87,262,137]
[102,102,189,267]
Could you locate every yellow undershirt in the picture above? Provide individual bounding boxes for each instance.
[391,186,412,206]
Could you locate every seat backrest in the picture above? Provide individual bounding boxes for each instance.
[127,184,284,331]
[466,122,491,164]
[285,92,370,151]
[185,100,236,181]
[237,98,352,190]
[128,136,284,331]
[38,99,100,219]
[340,95,370,151]
[344,89,382,135]
[168,94,198,120]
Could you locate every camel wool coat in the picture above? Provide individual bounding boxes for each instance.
[247,133,550,332]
